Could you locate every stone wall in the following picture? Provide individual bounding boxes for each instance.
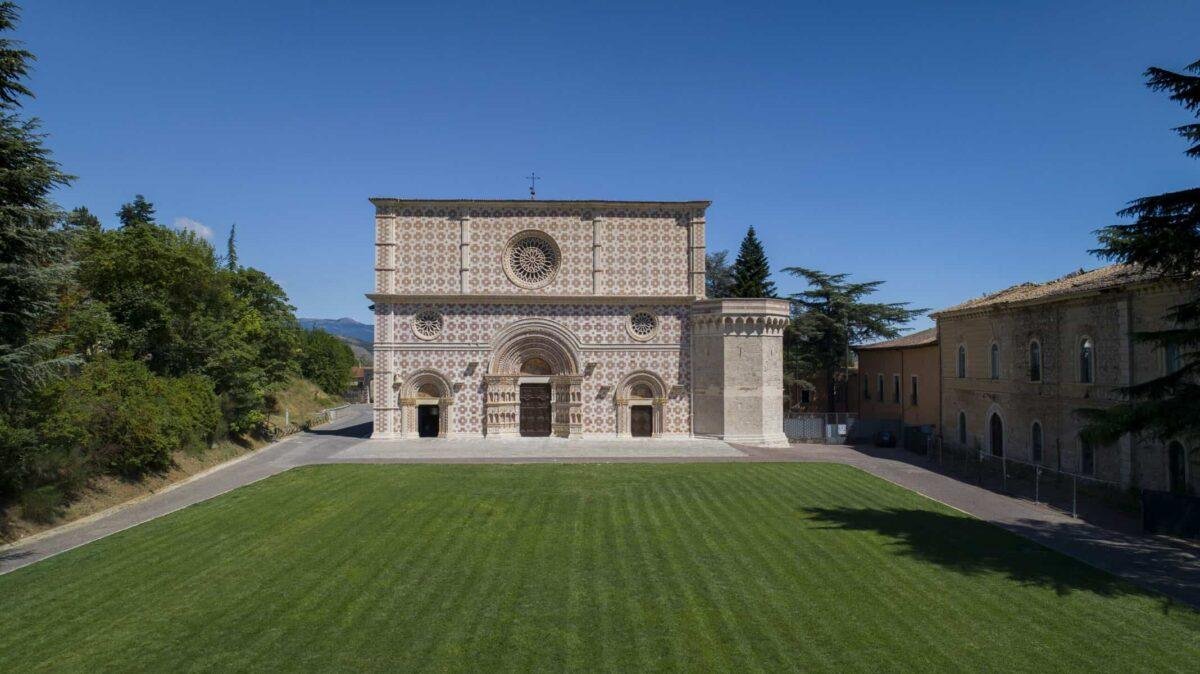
[372,301,692,438]
[937,283,1193,490]
[691,298,790,447]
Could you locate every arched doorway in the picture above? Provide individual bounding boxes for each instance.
[615,371,667,438]
[399,370,454,438]
[989,413,1004,457]
[1169,441,1187,494]
[484,320,583,438]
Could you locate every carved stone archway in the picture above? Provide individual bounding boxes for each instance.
[397,369,454,438]
[484,319,583,438]
[614,370,667,438]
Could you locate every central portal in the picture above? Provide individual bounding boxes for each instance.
[519,383,552,437]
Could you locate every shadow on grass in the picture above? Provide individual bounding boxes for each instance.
[803,506,1198,613]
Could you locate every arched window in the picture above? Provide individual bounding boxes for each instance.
[957,411,967,445]
[876,373,884,402]
[957,345,967,378]
[990,343,1000,380]
[1079,337,1094,384]
[1168,441,1187,494]
[1029,340,1042,382]
[1164,342,1182,375]
[1030,422,1043,463]
[989,413,1004,457]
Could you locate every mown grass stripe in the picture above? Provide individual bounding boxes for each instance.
[1,462,1198,672]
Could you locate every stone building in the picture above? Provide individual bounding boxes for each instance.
[853,327,939,439]
[932,264,1197,491]
[368,198,789,445]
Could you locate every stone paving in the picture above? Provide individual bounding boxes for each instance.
[3,403,1199,610]
[329,435,745,461]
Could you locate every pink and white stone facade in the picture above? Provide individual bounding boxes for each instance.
[367,198,788,445]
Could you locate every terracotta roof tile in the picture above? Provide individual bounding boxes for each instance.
[932,264,1159,316]
[855,327,938,351]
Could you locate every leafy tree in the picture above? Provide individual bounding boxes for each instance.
[782,267,924,409]
[39,358,219,478]
[226,223,238,270]
[300,329,356,395]
[0,2,76,411]
[117,194,156,228]
[730,226,777,298]
[1081,59,1200,450]
[75,214,227,374]
[705,250,735,299]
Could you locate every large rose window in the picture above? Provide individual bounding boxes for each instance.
[503,231,560,289]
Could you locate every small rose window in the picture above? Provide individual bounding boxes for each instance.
[628,311,658,341]
[412,310,443,340]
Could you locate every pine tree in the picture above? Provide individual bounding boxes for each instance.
[63,206,100,232]
[782,267,924,410]
[730,226,777,298]
[117,194,156,227]
[0,2,75,409]
[226,223,238,270]
[1081,59,1200,449]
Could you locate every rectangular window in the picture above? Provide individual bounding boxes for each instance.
[1080,440,1095,476]
[892,374,900,403]
[876,374,884,402]
[800,389,811,404]
[863,377,870,400]
[910,375,918,405]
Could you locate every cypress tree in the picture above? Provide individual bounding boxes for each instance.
[730,226,777,298]
[0,2,75,408]
[1081,59,1200,449]
[226,223,238,270]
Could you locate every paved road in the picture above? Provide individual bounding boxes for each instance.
[3,405,1199,610]
[0,405,376,576]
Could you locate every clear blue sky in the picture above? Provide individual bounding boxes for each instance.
[20,1,1199,328]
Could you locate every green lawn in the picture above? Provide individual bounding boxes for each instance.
[1,463,1196,672]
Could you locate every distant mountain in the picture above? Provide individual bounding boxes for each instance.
[298,317,374,343]
[299,317,374,364]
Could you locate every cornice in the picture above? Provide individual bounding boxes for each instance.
[370,198,710,219]
[366,293,697,306]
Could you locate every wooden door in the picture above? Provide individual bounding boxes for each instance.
[631,405,653,438]
[519,384,552,437]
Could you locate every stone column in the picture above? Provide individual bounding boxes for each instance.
[483,375,519,437]
[591,214,606,295]
[688,213,706,299]
[459,210,471,294]
[551,375,583,437]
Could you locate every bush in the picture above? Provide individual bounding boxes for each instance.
[19,485,64,523]
[39,358,221,479]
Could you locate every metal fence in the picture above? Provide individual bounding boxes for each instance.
[784,413,857,444]
[930,439,1126,519]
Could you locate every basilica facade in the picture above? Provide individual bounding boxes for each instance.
[369,198,788,445]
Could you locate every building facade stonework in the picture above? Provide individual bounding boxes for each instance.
[933,265,1198,492]
[368,199,788,445]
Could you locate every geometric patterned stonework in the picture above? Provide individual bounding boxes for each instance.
[367,198,787,445]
